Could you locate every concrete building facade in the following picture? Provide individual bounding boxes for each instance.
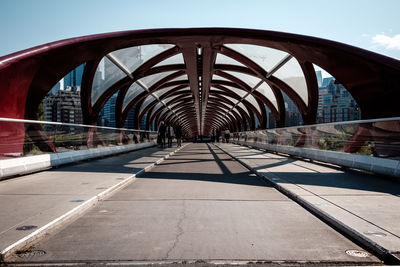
[43,88,83,124]
[317,79,360,123]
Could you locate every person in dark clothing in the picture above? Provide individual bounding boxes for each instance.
[175,125,182,147]
[166,125,173,147]
[158,121,166,148]
[224,129,230,143]
[133,133,138,144]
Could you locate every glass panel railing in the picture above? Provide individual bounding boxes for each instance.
[232,117,400,159]
[0,118,157,158]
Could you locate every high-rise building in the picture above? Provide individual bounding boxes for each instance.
[98,46,142,129]
[102,93,118,127]
[42,64,86,124]
[49,81,60,95]
[321,77,335,87]
[264,91,303,129]
[97,108,106,126]
[125,109,136,129]
[265,105,276,129]
[48,64,85,96]
[263,75,360,128]
[42,89,83,124]
[317,79,360,123]
[64,64,85,91]
[140,113,147,130]
[282,92,302,127]
[315,70,323,87]
[100,93,139,129]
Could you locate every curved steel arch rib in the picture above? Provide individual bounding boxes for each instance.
[216,45,319,123]
[161,105,197,126]
[137,86,192,126]
[206,97,247,131]
[85,46,184,123]
[145,86,191,115]
[93,46,182,105]
[203,104,238,127]
[150,97,192,125]
[164,101,235,131]
[118,70,187,126]
[209,87,260,128]
[153,97,196,130]
[216,46,287,120]
[120,81,190,126]
[205,102,241,131]
[159,108,195,130]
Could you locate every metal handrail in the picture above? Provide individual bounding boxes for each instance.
[234,117,400,134]
[0,117,157,133]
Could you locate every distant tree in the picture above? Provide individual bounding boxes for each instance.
[37,103,44,121]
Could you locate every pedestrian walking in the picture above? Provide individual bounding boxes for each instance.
[158,121,166,148]
[224,129,230,143]
[175,125,182,147]
[167,125,174,147]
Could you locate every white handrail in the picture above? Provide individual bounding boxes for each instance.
[234,117,400,134]
[0,117,157,133]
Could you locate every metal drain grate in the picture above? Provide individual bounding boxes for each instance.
[70,200,84,202]
[346,249,370,257]
[16,249,46,258]
[16,225,37,231]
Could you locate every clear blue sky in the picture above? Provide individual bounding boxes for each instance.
[1,0,399,61]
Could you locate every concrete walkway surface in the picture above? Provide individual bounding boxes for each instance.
[217,143,400,263]
[4,143,381,265]
[0,144,183,259]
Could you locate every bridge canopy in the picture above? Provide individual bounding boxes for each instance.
[0,28,400,153]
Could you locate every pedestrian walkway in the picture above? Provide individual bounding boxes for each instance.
[0,145,183,259]
[4,143,380,265]
[217,143,400,262]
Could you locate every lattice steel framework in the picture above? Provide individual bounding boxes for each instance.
[1,28,400,154]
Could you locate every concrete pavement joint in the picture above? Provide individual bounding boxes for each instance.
[215,143,400,265]
[0,143,189,262]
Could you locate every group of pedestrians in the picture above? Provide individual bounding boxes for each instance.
[157,121,182,148]
[158,123,231,147]
[211,128,230,143]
